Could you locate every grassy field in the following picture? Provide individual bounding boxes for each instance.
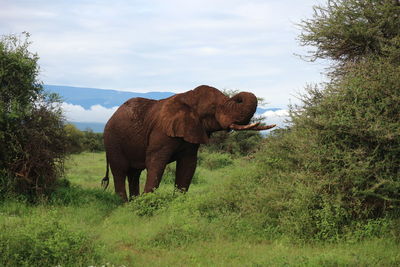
[1,152,399,266]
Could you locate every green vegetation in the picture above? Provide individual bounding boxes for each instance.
[0,33,67,200]
[1,152,399,266]
[1,0,400,265]
[64,123,104,153]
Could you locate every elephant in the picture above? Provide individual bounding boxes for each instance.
[101,85,275,201]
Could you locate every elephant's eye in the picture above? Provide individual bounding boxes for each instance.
[234,98,243,103]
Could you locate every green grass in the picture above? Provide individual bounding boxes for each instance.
[1,152,399,266]
[65,152,108,188]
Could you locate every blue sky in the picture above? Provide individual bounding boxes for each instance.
[1,0,327,124]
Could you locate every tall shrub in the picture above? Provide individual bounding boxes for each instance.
[246,0,400,240]
[295,0,400,211]
[64,124,104,154]
[0,33,67,200]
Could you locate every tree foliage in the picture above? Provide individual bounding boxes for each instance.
[0,33,67,200]
[291,59,400,214]
[64,124,104,153]
[299,0,400,67]
[294,0,400,209]
[250,0,400,240]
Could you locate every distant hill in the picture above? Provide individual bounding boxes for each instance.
[44,85,175,109]
[257,107,280,114]
[70,122,106,133]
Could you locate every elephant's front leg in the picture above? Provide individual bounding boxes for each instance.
[143,149,172,193]
[175,145,199,191]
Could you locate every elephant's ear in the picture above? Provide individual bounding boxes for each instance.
[160,95,209,144]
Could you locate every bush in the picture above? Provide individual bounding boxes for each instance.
[297,60,400,209]
[0,215,101,266]
[198,152,233,170]
[64,123,85,153]
[0,33,67,200]
[238,0,400,241]
[248,61,400,241]
[64,123,104,153]
[128,190,182,216]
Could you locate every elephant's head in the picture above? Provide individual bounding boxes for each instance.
[159,85,276,144]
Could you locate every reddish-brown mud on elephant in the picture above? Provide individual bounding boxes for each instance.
[102,85,276,201]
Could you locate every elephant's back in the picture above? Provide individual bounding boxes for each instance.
[104,97,157,167]
[105,97,156,133]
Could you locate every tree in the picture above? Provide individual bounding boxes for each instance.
[0,33,67,200]
[299,0,400,70]
[254,0,400,240]
[64,124,104,153]
[64,123,85,153]
[296,0,400,219]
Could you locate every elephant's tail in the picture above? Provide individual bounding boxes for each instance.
[101,155,110,190]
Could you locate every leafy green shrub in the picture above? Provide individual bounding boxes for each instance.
[0,215,101,266]
[296,60,400,210]
[129,190,182,216]
[81,128,104,152]
[198,152,233,170]
[244,0,400,241]
[390,218,400,243]
[0,33,67,200]
[347,219,391,242]
[64,123,85,153]
[250,60,400,241]
[64,123,104,153]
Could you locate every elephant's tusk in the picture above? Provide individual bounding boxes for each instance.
[229,122,260,130]
[229,123,276,131]
[250,124,276,130]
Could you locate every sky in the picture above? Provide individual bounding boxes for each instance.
[0,0,327,124]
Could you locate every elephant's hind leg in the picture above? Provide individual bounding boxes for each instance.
[110,167,129,202]
[128,168,142,199]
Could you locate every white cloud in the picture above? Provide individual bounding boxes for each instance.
[262,109,290,128]
[62,103,117,123]
[0,0,326,107]
[263,109,289,117]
